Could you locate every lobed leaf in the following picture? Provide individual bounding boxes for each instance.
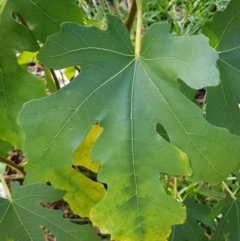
[169,198,211,241]
[0,0,83,148]
[203,0,240,135]
[18,15,240,240]
[208,195,240,240]
[0,182,101,241]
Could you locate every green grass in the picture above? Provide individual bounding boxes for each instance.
[142,0,231,35]
[82,0,231,35]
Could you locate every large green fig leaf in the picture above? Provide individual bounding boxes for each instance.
[208,195,240,241]
[203,0,240,135]
[0,0,83,148]
[0,182,101,241]
[18,15,240,240]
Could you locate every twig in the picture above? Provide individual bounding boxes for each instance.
[0,156,25,177]
[15,13,28,28]
[222,181,237,200]
[74,66,80,73]
[4,174,25,181]
[125,0,137,33]
[50,69,61,90]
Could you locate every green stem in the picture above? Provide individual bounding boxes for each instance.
[222,181,236,200]
[177,192,183,202]
[0,172,12,201]
[50,69,60,90]
[173,177,177,199]
[180,182,198,200]
[135,0,142,58]
[0,156,25,177]
[125,0,137,33]
[173,177,183,201]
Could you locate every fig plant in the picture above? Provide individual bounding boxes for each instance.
[0,0,240,240]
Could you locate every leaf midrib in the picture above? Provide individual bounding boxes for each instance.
[130,60,143,240]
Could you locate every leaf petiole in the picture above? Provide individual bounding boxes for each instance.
[135,0,142,58]
[222,181,237,200]
[0,156,25,177]
[50,69,60,90]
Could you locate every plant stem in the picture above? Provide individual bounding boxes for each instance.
[180,182,198,200]
[0,172,12,201]
[15,13,28,28]
[4,174,24,181]
[222,181,237,200]
[0,156,25,177]
[177,192,183,202]
[173,177,177,199]
[92,0,98,11]
[173,177,183,201]
[50,69,61,90]
[66,218,91,224]
[125,0,137,33]
[74,66,80,73]
[135,0,142,58]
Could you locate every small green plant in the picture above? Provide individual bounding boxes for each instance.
[0,0,240,240]
[142,0,231,35]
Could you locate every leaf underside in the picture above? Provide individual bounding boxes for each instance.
[18,15,240,241]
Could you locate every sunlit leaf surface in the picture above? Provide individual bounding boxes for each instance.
[18,15,240,241]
